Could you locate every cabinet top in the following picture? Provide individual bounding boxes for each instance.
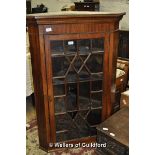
[27,11,125,18]
[27,11,125,25]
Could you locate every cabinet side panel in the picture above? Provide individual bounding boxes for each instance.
[44,36,56,143]
[107,23,120,116]
[102,32,110,121]
[27,24,50,149]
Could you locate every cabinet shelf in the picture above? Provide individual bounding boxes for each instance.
[56,130,68,134]
[51,50,104,57]
[91,90,103,93]
[55,107,102,116]
[53,73,103,84]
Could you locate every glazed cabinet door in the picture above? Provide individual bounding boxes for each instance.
[44,33,107,143]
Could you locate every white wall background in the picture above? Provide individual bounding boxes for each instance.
[31,0,129,30]
[31,0,75,12]
[100,0,129,30]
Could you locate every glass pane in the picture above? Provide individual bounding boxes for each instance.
[86,54,103,73]
[86,109,102,126]
[65,40,77,53]
[74,56,83,72]
[80,55,87,61]
[56,129,79,142]
[66,68,78,82]
[91,93,102,108]
[79,82,90,110]
[68,111,78,119]
[53,84,65,96]
[78,39,90,54]
[91,73,103,80]
[92,80,102,91]
[74,113,90,138]
[55,114,72,131]
[54,97,66,113]
[78,110,89,118]
[53,78,64,85]
[67,129,79,140]
[66,83,77,111]
[92,38,104,52]
[51,38,104,143]
[56,131,67,142]
[51,40,64,55]
[52,57,69,77]
[56,113,79,142]
[65,56,78,82]
[79,67,90,81]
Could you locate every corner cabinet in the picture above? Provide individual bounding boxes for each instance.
[26,12,125,151]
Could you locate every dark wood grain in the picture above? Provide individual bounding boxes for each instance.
[27,25,51,149]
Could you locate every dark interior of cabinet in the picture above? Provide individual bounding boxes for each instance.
[51,38,104,142]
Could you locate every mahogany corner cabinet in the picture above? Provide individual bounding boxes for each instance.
[26,11,125,152]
